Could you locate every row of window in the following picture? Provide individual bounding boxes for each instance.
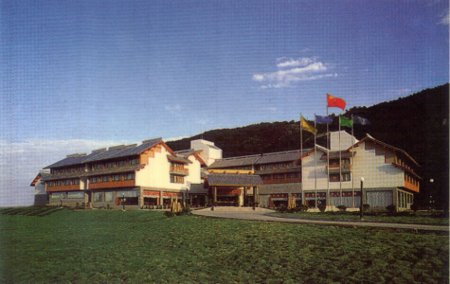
[50,192,84,199]
[52,166,84,175]
[48,179,80,187]
[261,172,300,180]
[90,173,135,183]
[329,173,351,182]
[258,162,295,171]
[91,158,139,171]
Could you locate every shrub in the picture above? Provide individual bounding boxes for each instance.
[337,205,347,212]
[177,206,192,216]
[318,203,326,212]
[386,204,396,215]
[276,205,288,213]
[298,204,308,212]
[410,203,419,212]
[164,211,175,217]
[362,204,370,212]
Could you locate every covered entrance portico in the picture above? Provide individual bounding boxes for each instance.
[207,173,263,208]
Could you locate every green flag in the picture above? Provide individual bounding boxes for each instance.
[340,116,353,128]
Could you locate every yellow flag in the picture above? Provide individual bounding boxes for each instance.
[301,116,317,134]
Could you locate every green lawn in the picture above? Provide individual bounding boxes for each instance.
[1,207,448,283]
[268,211,449,226]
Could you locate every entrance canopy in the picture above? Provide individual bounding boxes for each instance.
[207,173,263,187]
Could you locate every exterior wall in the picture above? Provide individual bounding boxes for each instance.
[34,180,47,195]
[135,146,186,191]
[191,139,223,166]
[330,131,357,151]
[351,142,404,189]
[302,150,353,191]
[185,155,202,185]
[48,191,85,207]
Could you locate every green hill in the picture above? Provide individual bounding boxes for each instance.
[167,83,449,209]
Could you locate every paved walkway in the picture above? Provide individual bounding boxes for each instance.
[192,207,449,232]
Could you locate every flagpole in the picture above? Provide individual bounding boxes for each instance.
[314,116,317,209]
[300,114,304,206]
[339,116,342,206]
[351,114,355,208]
[326,96,330,209]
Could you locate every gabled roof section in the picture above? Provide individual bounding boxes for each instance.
[351,134,420,166]
[167,155,191,164]
[301,145,328,158]
[207,173,263,186]
[175,149,207,166]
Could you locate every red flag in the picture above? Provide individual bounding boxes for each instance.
[327,94,346,110]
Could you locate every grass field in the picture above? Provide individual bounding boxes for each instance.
[1,207,448,283]
[268,211,449,226]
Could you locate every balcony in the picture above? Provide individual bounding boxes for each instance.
[326,164,351,173]
[170,167,189,176]
[89,179,135,190]
[47,184,80,192]
[404,180,419,193]
[262,177,301,184]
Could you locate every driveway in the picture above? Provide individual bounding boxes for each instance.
[192,207,449,232]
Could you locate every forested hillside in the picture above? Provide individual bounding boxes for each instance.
[167,84,449,208]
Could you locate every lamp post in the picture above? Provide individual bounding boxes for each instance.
[122,193,126,211]
[360,177,364,220]
[429,178,434,211]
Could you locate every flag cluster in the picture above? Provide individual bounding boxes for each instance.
[300,94,370,134]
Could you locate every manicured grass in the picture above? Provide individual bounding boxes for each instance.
[268,211,449,226]
[1,208,448,283]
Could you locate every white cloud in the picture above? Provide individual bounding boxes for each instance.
[276,57,316,68]
[0,138,129,207]
[253,57,337,89]
[164,104,182,113]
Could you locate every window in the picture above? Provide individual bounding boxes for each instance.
[114,175,120,181]
[170,175,184,184]
[102,176,109,182]
[124,173,135,180]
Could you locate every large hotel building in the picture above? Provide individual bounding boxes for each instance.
[31,131,420,211]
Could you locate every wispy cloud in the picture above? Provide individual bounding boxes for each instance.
[164,104,182,113]
[253,57,337,89]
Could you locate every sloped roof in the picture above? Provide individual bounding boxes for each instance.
[45,138,163,169]
[209,154,261,169]
[45,154,88,169]
[256,149,302,164]
[209,149,310,169]
[207,174,263,186]
[352,134,419,166]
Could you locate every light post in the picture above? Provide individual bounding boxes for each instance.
[360,177,364,220]
[122,193,126,211]
[429,178,434,211]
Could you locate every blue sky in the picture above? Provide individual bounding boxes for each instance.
[1,0,448,205]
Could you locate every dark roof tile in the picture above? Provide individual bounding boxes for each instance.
[207,174,263,186]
